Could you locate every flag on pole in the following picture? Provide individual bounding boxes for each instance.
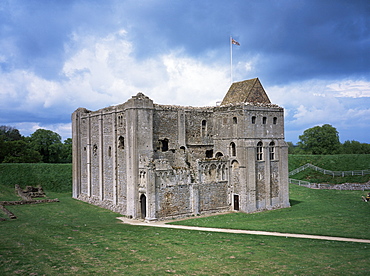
[232,38,240,46]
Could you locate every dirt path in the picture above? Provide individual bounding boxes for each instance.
[117,217,370,244]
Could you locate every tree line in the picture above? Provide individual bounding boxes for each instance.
[288,124,370,155]
[0,126,71,163]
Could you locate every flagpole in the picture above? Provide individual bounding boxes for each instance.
[230,36,233,84]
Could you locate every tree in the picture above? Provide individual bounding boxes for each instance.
[0,125,22,141]
[60,138,72,163]
[30,129,62,163]
[297,124,341,155]
[341,140,370,154]
[2,140,42,163]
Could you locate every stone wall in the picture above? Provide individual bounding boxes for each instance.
[72,86,290,220]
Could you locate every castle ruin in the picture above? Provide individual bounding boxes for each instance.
[72,78,290,220]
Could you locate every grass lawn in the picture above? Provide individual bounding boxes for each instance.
[1,163,370,275]
[0,187,370,275]
[171,184,370,240]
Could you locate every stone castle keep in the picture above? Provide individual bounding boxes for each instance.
[72,78,290,220]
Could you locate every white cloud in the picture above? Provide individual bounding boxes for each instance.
[267,79,370,142]
[1,30,231,138]
[12,122,72,142]
[326,79,370,98]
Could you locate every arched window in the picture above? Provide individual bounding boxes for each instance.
[251,116,256,124]
[273,117,277,124]
[269,141,275,160]
[215,152,223,158]
[118,136,125,149]
[201,120,207,137]
[233,117,237,124]
[230,142,236,157]
[263,117,267,124]
[257,141,263,161]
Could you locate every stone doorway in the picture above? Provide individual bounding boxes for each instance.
[140,194,146,219]
[233,194,239,211]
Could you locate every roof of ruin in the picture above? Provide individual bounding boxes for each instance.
[220,78,271,106]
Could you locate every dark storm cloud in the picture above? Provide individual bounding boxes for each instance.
[1,0,369,142]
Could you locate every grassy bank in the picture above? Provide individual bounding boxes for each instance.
[289,154,370,184]
[0,163,72,199]
[289,154,370,171]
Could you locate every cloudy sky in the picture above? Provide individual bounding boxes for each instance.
[1,0,369,143]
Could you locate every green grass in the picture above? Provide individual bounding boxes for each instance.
[289,154,370,171]
[171,184,370,240]
[1,162,370,275]
[1,192,370,275]
[292,168,370,184]
[0,163,72,194]
[289,154,370,183]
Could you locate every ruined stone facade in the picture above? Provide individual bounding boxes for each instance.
[72,78,290,220]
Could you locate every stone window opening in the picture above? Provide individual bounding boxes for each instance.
[251,116,256,124]
[215,152,223,158]
[233,117,237,124]
[93,144,98,156]
[230,142,236,157]
[118,115,123,127]
[273,117,277,124]
[263,117,267,124]
[118,136,125,149]
[205,149,213,158]
[269,141,275,160]
[257,141,263,161]
[108,146,112,157]
[201,120,207,137]
[159,138,169,152]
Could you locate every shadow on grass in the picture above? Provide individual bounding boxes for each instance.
[289,199,302,206]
